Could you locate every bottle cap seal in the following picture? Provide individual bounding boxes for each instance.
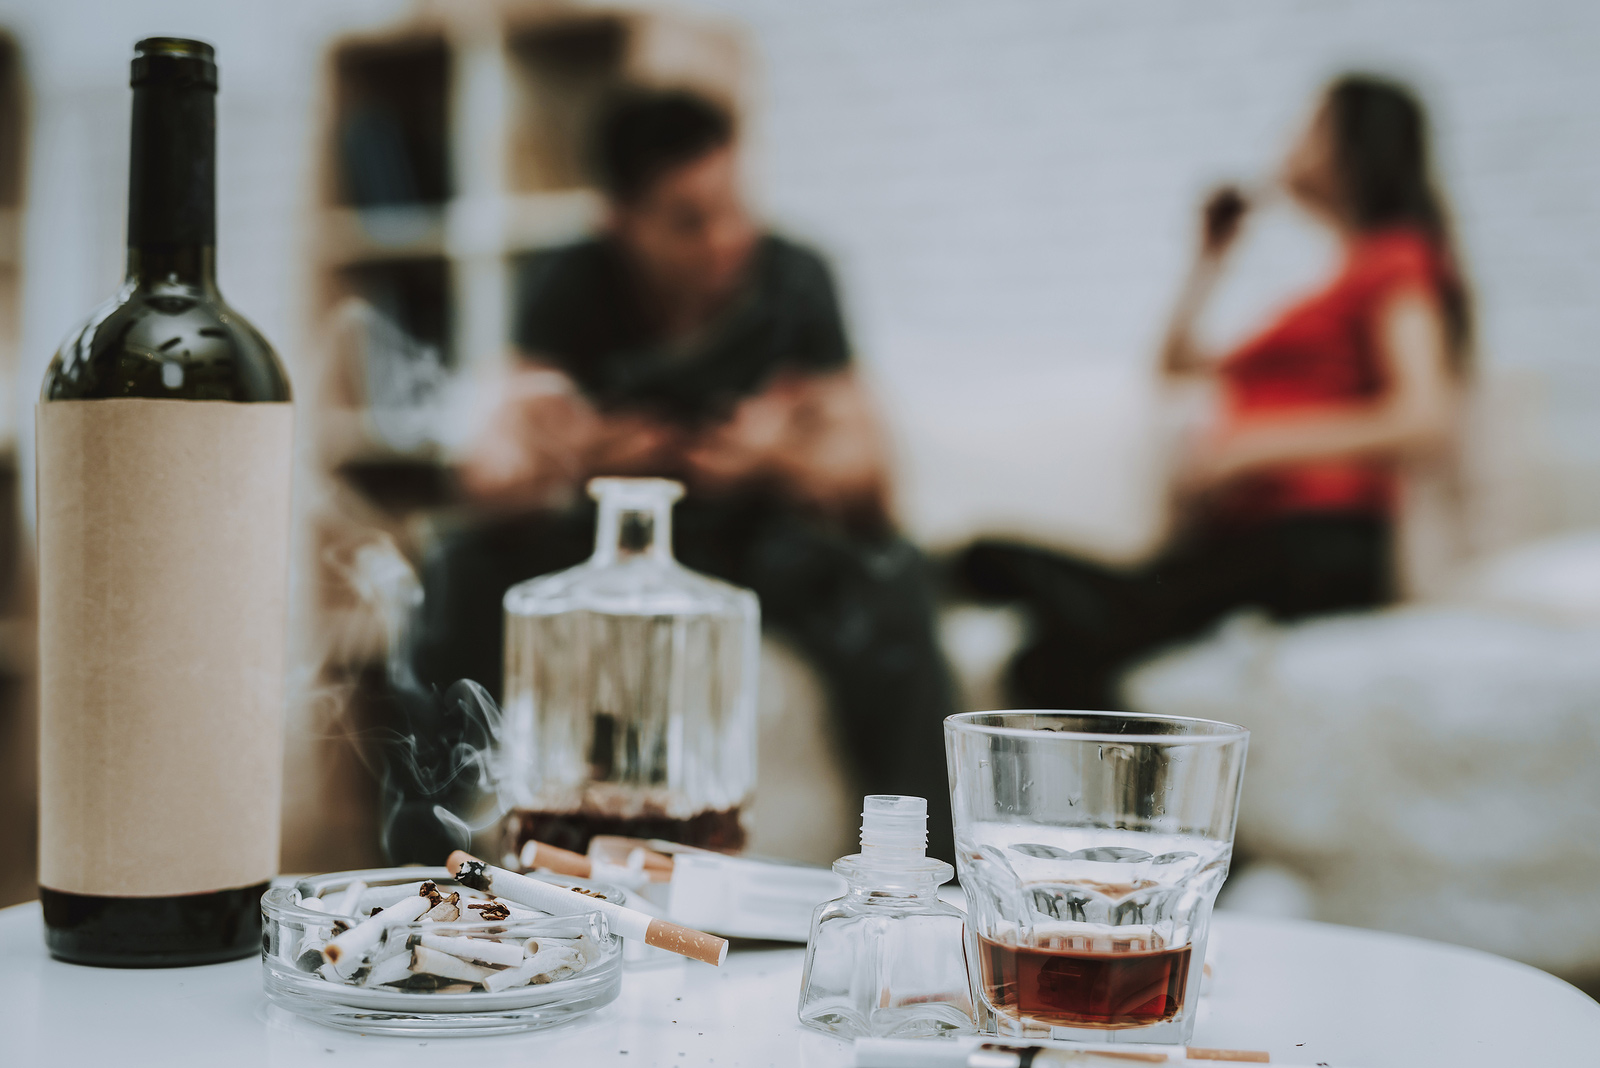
[132,37,217,91]
[859,795,927,859]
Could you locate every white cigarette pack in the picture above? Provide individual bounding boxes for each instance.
[655,852,846,942]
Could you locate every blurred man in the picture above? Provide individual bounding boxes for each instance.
[413,89,956,857]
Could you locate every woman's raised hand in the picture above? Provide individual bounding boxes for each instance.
[1200,184,1250,257]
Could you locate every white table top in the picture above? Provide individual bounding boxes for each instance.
[2,901,1595,1067]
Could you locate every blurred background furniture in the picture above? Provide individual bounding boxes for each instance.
[1124,531,1600,993]
[0,32,34,911]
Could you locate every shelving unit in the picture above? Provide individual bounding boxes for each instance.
[0,31,32,910]
[0,32,22,444]
[506,14,629,193]
[314,4,741,404]
[293,3,746,873]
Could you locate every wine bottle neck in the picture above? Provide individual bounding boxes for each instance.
[125,245,217,291]
[127,58,216,283]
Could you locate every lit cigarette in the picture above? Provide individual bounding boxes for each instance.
[447,851,728,966]
[409,944,494,984]
[519,838,676,882]
[417,933,525,968]
[322,893,430,971]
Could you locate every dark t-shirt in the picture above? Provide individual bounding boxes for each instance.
[512,234,851,424]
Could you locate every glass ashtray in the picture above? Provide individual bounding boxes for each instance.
[262,866,622,1035]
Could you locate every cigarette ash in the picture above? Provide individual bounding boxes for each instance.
[330,540,512,865]
[296,878,599,994]
[453,857,490,892]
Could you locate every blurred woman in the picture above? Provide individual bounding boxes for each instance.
[962,74,1472,709]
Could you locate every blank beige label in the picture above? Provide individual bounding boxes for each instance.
[38,399,293,897]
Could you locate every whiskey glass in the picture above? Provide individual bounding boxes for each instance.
[946,711,1247,1043]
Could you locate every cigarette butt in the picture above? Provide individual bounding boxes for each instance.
[644,917,728,966]
[481,945,583,993]
[1185,1051,1270,1064]
[423,902,460,922]
[322,894,429,969]
[447,850,728,967]
[357,881,432,914]
[329,879,367,917]
[362,952,413,988]
[520,840,593,878]
[482,960,536,994]
[368,934,412,966]
[418,933,525,968]
[410,945,494,984]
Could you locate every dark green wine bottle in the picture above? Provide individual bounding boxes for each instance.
[37,38,293,966]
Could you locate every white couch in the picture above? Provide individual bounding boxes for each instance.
[1124,532,1600,981]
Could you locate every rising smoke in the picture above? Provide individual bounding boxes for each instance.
[345,540,510,865]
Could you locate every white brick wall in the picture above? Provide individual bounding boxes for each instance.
[691,1,1600,369]
[5,0,1600,546]
[681,0,1600,540]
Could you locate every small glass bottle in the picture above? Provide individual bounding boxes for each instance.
[798,795,974,1038]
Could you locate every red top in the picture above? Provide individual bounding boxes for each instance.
[1213,227,1450,521]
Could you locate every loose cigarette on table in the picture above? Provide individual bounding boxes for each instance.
[519,838,674,880]
[519,839,594,878]
[591,836,677,877]
[322,893,430,971]
[853,1038,1275,1068]
[447,850,728,966]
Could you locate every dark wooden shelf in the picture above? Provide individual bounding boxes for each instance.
[332,33,452,209]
